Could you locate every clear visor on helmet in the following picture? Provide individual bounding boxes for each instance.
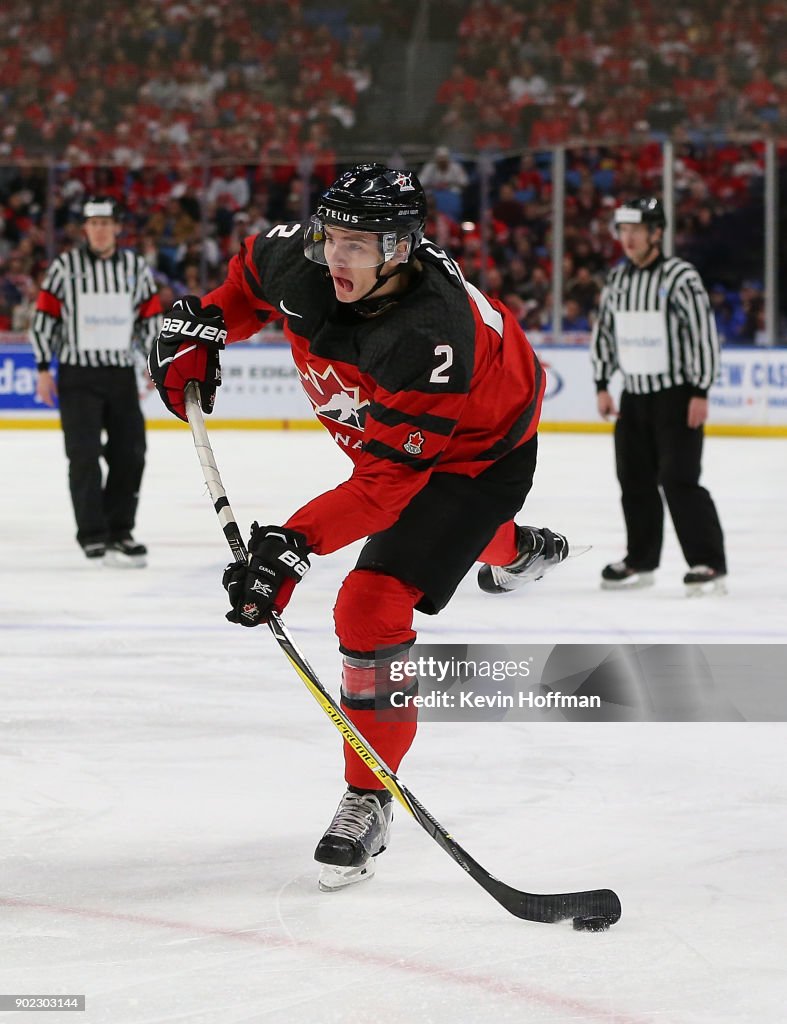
[304,216,412,269]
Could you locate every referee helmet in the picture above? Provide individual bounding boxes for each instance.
[614,197,666,230]
[82,195,120,221]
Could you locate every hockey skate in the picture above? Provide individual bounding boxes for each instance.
[600,561,655,590]
[81,541,106,565]
[684,565,727,597]
[315,788,393,892]
[478,526,568,593]
[105,535,147,568]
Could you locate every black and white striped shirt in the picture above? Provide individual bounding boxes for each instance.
[30,246,162,370]
[590,254,720,396]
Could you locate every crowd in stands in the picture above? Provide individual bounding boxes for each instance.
[421,137,776,342]
[1,143,776,344]
[2,0,782,164]
[0,0,784,343]
[0,0,398,166]
[432,0,785,152]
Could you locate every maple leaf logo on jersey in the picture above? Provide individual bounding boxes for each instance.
[391,172,415,192]
[403,431,425,455]
[298,363,369,432]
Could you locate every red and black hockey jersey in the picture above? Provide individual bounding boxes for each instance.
[204,227,544,555]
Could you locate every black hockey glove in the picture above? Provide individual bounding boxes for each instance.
[147,295,226,421]
[222,523,311,627]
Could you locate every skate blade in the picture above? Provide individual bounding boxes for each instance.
[685,578,727,597]
[318,857,376,892]
[601,571,655,590]
[104,550,147,569]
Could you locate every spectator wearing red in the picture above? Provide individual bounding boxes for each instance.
[256,125,301,187]
[436,64,479,106]
[706,160,750,209]
[742,66,778,111]
[513,153,544,197]
[555,17,593,62]
[457,0,498,39]
[530,116,570,147]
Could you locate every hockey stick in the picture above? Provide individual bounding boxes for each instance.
[184,383,621,927]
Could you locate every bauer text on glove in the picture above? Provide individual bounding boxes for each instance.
[147,295,226,421]
[222,523,311,626]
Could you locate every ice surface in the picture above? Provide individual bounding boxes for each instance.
[1,429,786,1023]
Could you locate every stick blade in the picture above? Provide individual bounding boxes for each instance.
[425,810,622,926]
[491,884,622,925]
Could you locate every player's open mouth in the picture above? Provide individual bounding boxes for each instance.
[332,275,354,294]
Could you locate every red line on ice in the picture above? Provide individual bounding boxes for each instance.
[1,896,656,1024]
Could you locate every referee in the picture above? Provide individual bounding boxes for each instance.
[590,197,727,596]
[31,196,162,566]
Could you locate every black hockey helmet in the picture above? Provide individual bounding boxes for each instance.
[82,195,120,221]
[305,163,427,268]
[614,197,666,231]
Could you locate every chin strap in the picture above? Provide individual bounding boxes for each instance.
[356,259,409,304]
[355,256,423,315]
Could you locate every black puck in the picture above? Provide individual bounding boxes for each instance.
[572,915,611,932]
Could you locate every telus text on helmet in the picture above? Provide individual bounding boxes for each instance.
[318,208,360,223]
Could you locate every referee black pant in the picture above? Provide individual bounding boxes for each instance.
[58,364,146,547]
[614,386,726,574]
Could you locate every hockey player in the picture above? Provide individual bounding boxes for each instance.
[149,164,569,890]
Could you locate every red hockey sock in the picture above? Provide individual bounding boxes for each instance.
[334,570,422,790]
[341,688,418,790]
[478,520,518,565]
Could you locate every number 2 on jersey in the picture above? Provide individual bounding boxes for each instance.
[430,344,453,383]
